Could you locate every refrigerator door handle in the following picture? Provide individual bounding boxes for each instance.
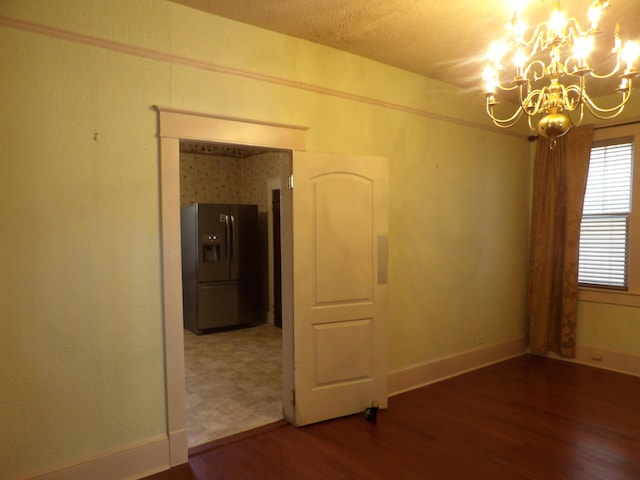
[224,214,231,262]
[229,214,235,262]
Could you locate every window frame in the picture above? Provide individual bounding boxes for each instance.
[578,124,640,307]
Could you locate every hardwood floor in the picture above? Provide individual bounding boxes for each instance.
[143,355,640,479]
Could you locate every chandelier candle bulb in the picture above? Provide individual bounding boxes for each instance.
[588,6,602,29]
[481,0,640,142]
[514,49,527,72]
[573,36,594,69]
[619,77,629,91]
[622,40,640,73]
[614,26,622,51]
[483,65,499,94]
[549,10,567,38]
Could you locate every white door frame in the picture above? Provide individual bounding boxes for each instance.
[156,106,307,465]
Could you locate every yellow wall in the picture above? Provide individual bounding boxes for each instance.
[578,302,640,355]
[575,121,640,358]
[2,0,532,478]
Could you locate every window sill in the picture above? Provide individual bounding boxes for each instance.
[578,287,640,308]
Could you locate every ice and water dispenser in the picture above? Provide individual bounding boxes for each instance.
[202,234,221,262]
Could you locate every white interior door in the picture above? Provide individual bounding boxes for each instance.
[290,151,388,426]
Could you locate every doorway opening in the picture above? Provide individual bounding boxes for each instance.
[271,187,282,328]
[178,140,289,447]
[157,107,306,465]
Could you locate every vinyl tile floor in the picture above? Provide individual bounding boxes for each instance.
[183,323,283,447]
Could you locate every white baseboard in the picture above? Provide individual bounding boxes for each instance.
[387,337,527,396]
[545,344,640,378]
[17,435,170,480]
[24,339,635,480]
[168,428,188,466]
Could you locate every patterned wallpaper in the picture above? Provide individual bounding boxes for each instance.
[179,154,242,206]
[179,150,285,212]
[240,151,284,212]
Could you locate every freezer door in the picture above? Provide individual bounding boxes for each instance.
[196,204,230,282]
[196,281,257,330]
[196,282,239,329]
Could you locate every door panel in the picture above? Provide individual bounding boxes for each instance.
[291,151,388,426]
[314,174,373,304]
[315,319,372,385]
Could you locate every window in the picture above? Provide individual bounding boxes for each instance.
[578,140,633,289]
[578,124,640,307]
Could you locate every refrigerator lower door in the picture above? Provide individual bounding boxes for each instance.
[194,281,257,332]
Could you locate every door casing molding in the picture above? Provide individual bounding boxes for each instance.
[156,106,306,465]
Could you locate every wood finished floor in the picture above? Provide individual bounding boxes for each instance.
[144,355,640,479]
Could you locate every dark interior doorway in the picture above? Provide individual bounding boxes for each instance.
[272,188,282,328]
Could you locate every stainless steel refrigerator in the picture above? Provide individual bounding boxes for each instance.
[180,203,259,334]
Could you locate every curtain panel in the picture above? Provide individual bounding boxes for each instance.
[527,125,594,357]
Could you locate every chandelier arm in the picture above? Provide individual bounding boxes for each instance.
[565,100,585,127]
[582,89,632,119]
[517,82,532,108]
[524,87,547,117]
[564,82,585,112]
[524,60,547,83]
[564,56,594,78]
[577,102,585,126]
[564,24,577,45]
[526,23,548,56]
[564,56,579,75]
[590,56,623,79]
[527,115,538,131]
[521,88,546,117]
[497,82,519,92]
[564,19,592,40]
[486,102,526,128]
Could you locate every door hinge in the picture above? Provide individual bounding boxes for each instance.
[289,389,296,405]
[288,174,294,190]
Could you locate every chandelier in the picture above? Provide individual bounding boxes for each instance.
[483,0,640,145]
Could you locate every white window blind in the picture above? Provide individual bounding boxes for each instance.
[579,140,633,288]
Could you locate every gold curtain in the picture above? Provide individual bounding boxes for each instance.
[527,125,593,357]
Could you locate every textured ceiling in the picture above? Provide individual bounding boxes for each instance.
[171,0,640,95]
